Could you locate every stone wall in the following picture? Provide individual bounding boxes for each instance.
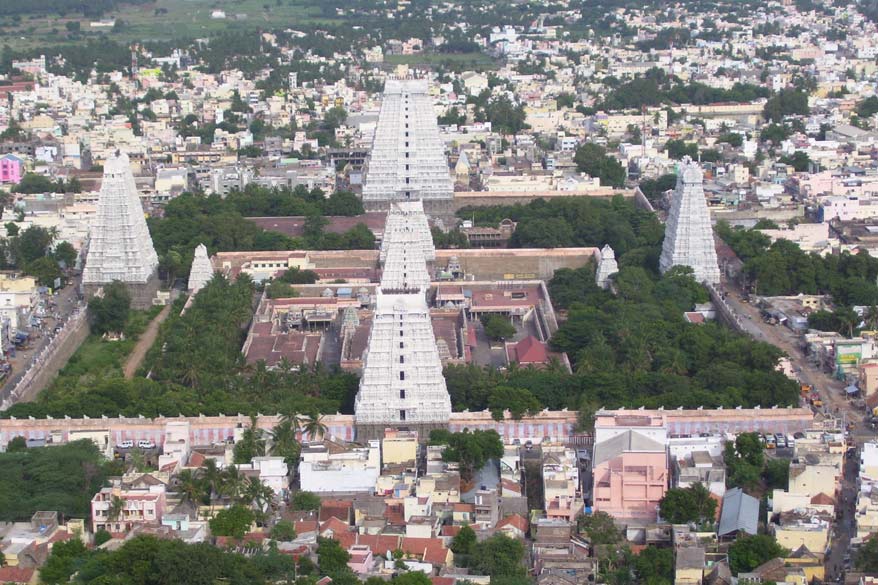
[2,308,90,407]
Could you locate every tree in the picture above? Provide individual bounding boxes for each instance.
[53,241,77,268]
[39,538,89,585]
[576,511,623,545]
[88,280,131,335]
[764,458,790,490]
[317,536,351,575]
[233,414,267,464]
[6,435,27,452]
[292,490,321,511]
[856,535,878,572]
[659,483,716,525]
[301,413,328,441]
[451,524,477,559]
[94,528,112,547]
[324,106,348,130]
[209,504,255,539]
[665,139,699,160]
[268,420,301,466]
[488,386,541,420]
[633,546,674,585]
[728,534,788,574]
[763,88,809,123]
[573,143,626,188]
[176,468,205,516]
[779,151,811,172]
[482,314,515,341]
[26,256,62,287]
[15,225,53,264]
[429,429,504,482]
[270,519,297,541]
[470,534,526,578]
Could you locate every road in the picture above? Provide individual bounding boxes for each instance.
[123,302,172,378]
[721,283,864,429]
[827,452,858,581]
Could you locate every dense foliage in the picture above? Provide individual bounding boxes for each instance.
[573,143,627,188]
[429,428,504,482]
[0,225,72,286]
[0,440,117,521]
[148,190,374,278]
[40,534,293,585]
[88,281,131,335]
[659,483,717,525]
[718,221,878,304]
[728,534,789,574]
[4,277,359,419]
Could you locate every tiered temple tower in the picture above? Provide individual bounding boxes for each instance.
[361,79,454,219]
[188,243,214,295]
[82,151,160,308]
[354,202,451,440]
[595,244,619,289]
[659,157,721,285]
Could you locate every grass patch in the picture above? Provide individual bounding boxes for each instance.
[49,305,163,386]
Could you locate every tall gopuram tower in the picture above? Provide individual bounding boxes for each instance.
[354,202,451,441]
[82,151,160,308]
[659,157,721,285]
[187,243,214,295]
[361,78,454,220]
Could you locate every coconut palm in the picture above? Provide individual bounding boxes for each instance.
[176,469,204,518]
[107,495,124,524]
[301,412,328,442]
[243,477,275,525]
[220,465,245,501]
[201,458,223,502]
[268,419,301,466]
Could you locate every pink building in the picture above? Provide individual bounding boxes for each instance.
[0,154,23,184]
[91,483,166,534]
[592,430,667,521]
[346,545,374,574]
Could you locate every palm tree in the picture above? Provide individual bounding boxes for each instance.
[243,477,275,525]
[107,495,124,527]
[269,419,301,466]
[176,469,204,518]
[220,465,245,501]
[301,412,328,442]
[201,458,223,502]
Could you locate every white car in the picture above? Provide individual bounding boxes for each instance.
[117,440,133,449]
[137,440,156,449]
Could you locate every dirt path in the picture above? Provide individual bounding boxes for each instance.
[124,303,172,379]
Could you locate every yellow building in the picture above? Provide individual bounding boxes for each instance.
[382,429,418,466]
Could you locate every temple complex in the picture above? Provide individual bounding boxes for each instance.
[659,157,721,284]
[82,151,160,308]
[361,79,454,219]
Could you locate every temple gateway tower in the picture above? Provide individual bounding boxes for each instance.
[82,151,160,308]
[659,157,721,285]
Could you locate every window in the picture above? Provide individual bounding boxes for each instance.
[400,330,404,337]
[400,410,406,421]
[400,355,405,364]
[399,342,404,349]
[399,371,405,381]
[400,390,406,399]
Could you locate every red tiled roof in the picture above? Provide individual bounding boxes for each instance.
[441,525,461,537]
[508,335,549,365]
[496,514,528,533]
[295,520,319,534]
[432,577,456,585]
[320,516,351,535]
[0,566,35,584]
[320,500,353,523]
[248,213,386,237]
[811,492,836,505]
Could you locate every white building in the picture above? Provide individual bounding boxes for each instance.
[299,440,381,493]
[187,243,214,295]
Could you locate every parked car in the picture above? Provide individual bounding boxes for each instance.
[137,439,156,449]
[117,440,133,449]
[775,434,787,448]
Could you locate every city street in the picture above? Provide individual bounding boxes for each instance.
[0,277,82,404]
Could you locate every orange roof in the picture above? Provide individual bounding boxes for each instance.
[811,492,836,506]
[320,517,351,535]
[496,514,528,533]
[441,525,462,537]
[509,335,549,364]
[0,567,35,584]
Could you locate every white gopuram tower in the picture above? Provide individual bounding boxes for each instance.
[380,200,436,264]
[83,151,160,308]
[355,203,451,440]
[595,244,619,289]
[659,157,721,285]
[361,78,454,219]
[188,243,214,295]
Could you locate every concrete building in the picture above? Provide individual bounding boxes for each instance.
[91,480,166,534]
[659,158,721,285]
[592,429,667,521]
[82,151,159,308]
[361,79,454,218]
[299,440,381,493]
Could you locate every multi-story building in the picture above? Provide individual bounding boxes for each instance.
[91,481,166,534]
